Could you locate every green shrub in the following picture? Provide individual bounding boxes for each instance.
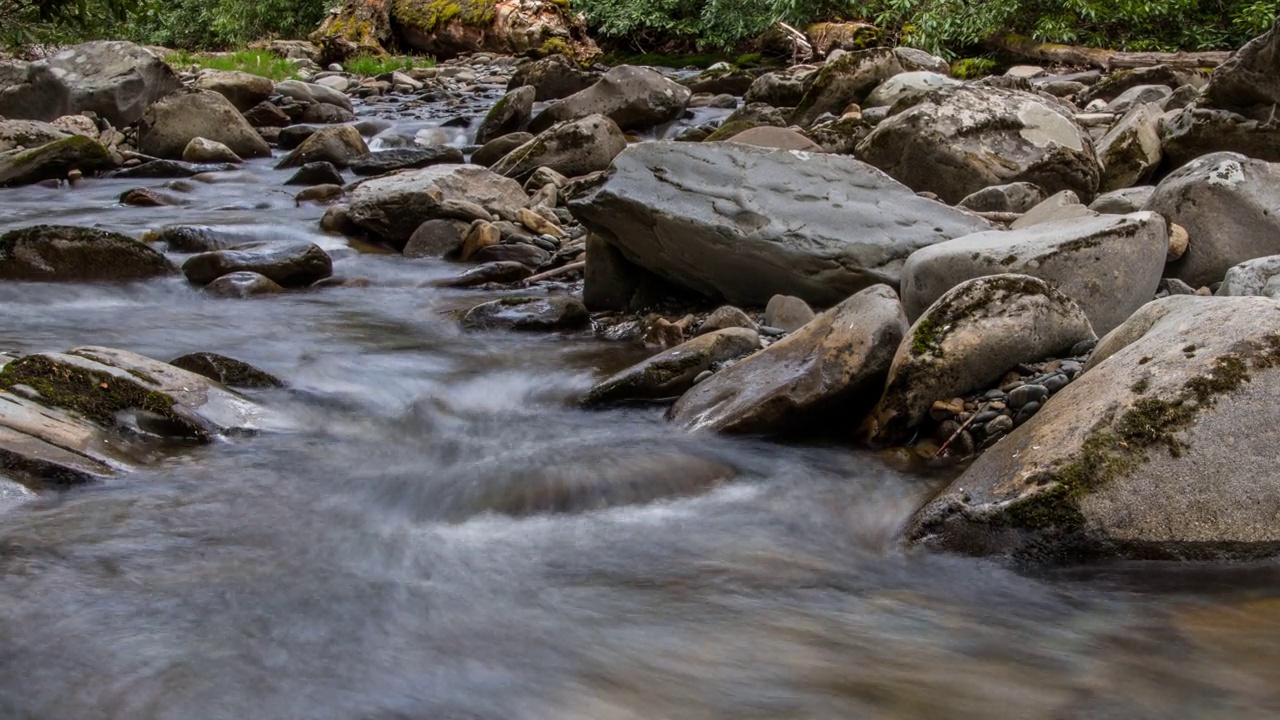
[164,49,302,79]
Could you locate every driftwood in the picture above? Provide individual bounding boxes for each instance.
[988,32,1231,71]
[522,260,585,285]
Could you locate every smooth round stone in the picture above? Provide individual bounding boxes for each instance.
[1042,373,1070,393]
[986,414,1014,436]
[1013,401,1042,425]
[1008,384,1049,408]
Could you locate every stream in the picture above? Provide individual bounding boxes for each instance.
[0,81,1278,720]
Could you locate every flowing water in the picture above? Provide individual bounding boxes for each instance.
[0,88,1278,720]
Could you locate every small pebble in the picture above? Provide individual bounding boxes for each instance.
[983,389,1005,400]
[974,409,1000,423]
[1042,373,1069,393]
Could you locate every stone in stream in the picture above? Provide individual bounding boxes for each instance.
[145,225,255,253]
[136,90,271,160]
[856,85,1100,204]
[348,146,466,176]
[905,295,1280,562]
[764,295,815,333]
[471,133,533,168]
[433,261,533,288]
[1160,106,1280,171]
[182,242,333,288]
[346,164,529,246]
[863,275,1096,445]
[508,54,599,101]
[204,271,286,298]
[957,182,1047,214]
[0,135,112,186]
[298,103,357,125]
[901,212,1169,335]
[275,79,354,111]
[0,119,71,152]
[104,159,238,179]
[568,141,992,308]
[169,352,284,389]
[528,65,691,134]
[460,295,589,331]
[490,114,627,181]
[0,41,180,126]
[0,225,176,282]
[277,124,319,150]
[476,85,535,145]
[294,184,345,205]
[243,100,292,128]
[119,187,185,207]
[0,346,273,441]
[0,391,129,488]
[669,285,907,435]
[192,69,275,112]
[276,125,369,169]
[469,243,550,269]
[403,219,470,258]
[789,48,904,127]
[182,137,243,164]
[285,161,345,187]
[583,328,760,406]
[696,306,758,335]
[1145,152,1280,288]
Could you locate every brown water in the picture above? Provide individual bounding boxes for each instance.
[0,96,1278,720]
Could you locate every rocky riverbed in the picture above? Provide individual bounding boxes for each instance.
[3,25,1280,718]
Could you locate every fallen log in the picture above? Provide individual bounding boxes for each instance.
[987,32,1231,70]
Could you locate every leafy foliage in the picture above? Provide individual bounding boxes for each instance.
[126,0,332,49]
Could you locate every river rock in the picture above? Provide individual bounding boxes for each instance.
[1216,255,1280,296]
[529,65,690,133]
[346,164,528,244]
[182,137,243,164]
[276,124,369,169]
[471,133,533,168]
[1205,15,1280,114]
[902,212,1168,334]
[863,275,1096,444]
[461,295,589,331]
[182,242,333,287]
[105,159,237,179]
[696,306,758,335]
[905,295,1280,561]
[744,66,815,107]
[277,125,319,150]
[348,146,465,175]
[863,71,960,109]
[490,114,627,181]
[0,225,175,282]
[244,100,292,128]
[192,70,275,112]
[285,161,344,187]
[509,54,599,101]
[1104,84,1173,114]
[476,85,534,145]
[434,260,533,287]
[299,103,357,125]
[764,295,815,332]
[957,182,1047,213]
[403,219,470,258]
[856,85,1100,204]
[274,79,354,111]
[568,141,992,308]
[725,126,823,151]
[137,90,271,160]
[0,41,180,126]
[583,328,760,405]
[0,135,112,186]
[0,119,70,152]
[1011,190,1095,229]
[169,352,284,388]
[790,48,903,127]
[669,285,907,434]
[1145,152,1280,288]
[0,345,270,439]
[0,392,122,487]
[204,271,285,297]
[1096,103,1162,192]
[1159,106,1280,170]
[1089,186,1155,214]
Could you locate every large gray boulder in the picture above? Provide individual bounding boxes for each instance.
[275,125,369,169]
[568,141,993,308]
[347,164,529,244]
[137,91,271,160]
[864,275,1096,444]
[1216,255,1280,297]
[508,55,599,101]
[489,114,627,181]
[529,65,691,133]
[1145,152,1280,288]
[0,119,70,153]
[901,212,1168,335]
[476,85,535,145]
[0,41,180,127]
[1205,15,1280,113]
[669,285,907,435]
[0,225,175,282]
[856,85,1100,204]
[192,70,275,112]
[1096,103,1163,192]
[583,328,761,406]
[905,295,1280,562]
[274,79,354,111]
[744,66,816,107]
[789,48,903,127]
[1160,106,1280,170]
[862,70,960,109]
[0,392,122,487]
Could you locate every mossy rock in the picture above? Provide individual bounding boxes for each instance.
[703,120,758,142]
[0,134,113,187]
[0,225,177,282]
[906,295,1280,562]
[950,57,998,80]
[168,352,285,389]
